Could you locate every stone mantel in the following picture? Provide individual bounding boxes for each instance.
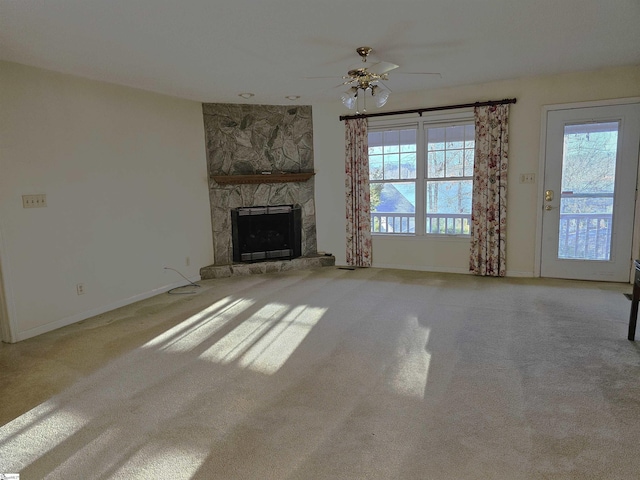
[211,172,315,185]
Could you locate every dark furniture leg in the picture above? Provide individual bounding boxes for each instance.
[628,260,640,341]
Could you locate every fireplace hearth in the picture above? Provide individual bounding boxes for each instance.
[231,205,302,263]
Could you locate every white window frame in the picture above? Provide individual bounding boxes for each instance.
[368,110,475,237]
[368,120,420,235]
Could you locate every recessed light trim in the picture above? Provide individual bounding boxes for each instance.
[238,93,255,99]
[285,95,300,100]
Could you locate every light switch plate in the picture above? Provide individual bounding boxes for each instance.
[22,194,47,208]
[519,173,536,184]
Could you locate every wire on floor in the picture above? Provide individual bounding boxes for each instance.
[164,267,201,295]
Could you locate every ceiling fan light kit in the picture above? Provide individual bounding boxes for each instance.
[340,46,397,113]
[336,46,441,113]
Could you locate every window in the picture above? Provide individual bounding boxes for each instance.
[368,115,475,236]
[425,123,475,235]
[369,128,417,234]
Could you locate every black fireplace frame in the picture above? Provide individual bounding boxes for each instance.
[231,205,302,263]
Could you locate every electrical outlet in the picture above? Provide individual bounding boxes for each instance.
[76,283,85,295]
[22,194,47,208]
[519,173,536,184]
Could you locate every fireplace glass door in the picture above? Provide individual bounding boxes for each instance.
[232,205,302,263]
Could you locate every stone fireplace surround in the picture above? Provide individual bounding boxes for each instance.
[199,103,335,278]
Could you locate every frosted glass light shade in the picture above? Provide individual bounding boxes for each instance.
[341,88,358,110]
[372,86,390,108]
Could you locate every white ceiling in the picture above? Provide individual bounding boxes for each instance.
[1,0,639,105]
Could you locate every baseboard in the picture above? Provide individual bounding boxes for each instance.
[371,263,471,275]
[13,275,201,342]
[505,270,535,278]
[361,263,535,278]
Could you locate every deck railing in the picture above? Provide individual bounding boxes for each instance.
[558,212,612,260]
[557,192,613,260]
[371,212,416,234]
[370,212,471,235]
[425,213,471,235]
[371,211,613,259]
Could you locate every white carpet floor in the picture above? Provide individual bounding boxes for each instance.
[0,267,638,479]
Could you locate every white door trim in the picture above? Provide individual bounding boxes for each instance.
[0,225,18,343]
[535,97,640,281]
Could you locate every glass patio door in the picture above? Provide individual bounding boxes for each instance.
[540,103,640,282]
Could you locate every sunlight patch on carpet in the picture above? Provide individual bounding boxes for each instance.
[43,426,122,478]
[199,303,326,374]
[238,305,327,374]
[109,442,209,479]
[387,317,431,399]
[0,402,89,469]
[199,302,290,364]
[143,297,255,352]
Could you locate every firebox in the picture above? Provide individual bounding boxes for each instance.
[231,205,302,263]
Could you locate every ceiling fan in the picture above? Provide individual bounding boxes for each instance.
[344,47,398,85]
[338,46,440,112]
[338,46,394,111]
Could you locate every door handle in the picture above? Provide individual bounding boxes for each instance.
[545,190,554,202]
[544,205,556,211]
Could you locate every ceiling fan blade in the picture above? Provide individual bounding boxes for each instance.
[367,61,399,75]
[377,79,393,93]
[397,72,442,78]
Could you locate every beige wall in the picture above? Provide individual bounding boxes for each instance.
[1,61,638,341]
[313,65,640,274]
[0,62,213,342]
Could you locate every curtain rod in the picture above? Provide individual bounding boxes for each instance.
[339,97,517,121]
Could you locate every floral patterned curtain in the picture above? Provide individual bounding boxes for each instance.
[470,104,510,276]
[345,118,372,267]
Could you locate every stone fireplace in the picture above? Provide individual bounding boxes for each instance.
[202,103,317,266]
